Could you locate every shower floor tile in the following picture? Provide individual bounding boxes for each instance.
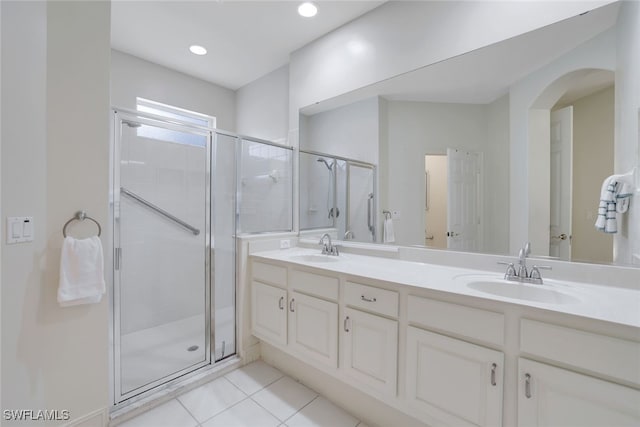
[120,360,367,427]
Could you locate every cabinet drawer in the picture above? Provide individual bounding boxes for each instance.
[408,296,504,347]
[345,281,398,318]
[290,269,339,301]
[520,319,640,386]
[252,261,287,288]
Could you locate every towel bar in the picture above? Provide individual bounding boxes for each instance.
[62,211,101,237]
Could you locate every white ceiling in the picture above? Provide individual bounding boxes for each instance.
[301,1,619,115]
[111,1,384,90]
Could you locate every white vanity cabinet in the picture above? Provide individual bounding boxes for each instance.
[251,261,288,346]
[250,253,640,427]
[518,358,640,426]
[288,270,339,368]
[406,296,505,427]
[288,291,339,368]
[518,319,640,426]
[251,261,339,369]
[252,281,288,346]
[341,282,399,397]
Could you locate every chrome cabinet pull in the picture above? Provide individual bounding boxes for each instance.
[289,298,295,312]
[525,373,532,398]
[490,363,497,386]
[344,316,350,332]
[278,296,284,310]
[360,295,377,303]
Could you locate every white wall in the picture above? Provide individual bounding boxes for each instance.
[614,1,640,265]
[300,97,379,165]
[384,98,510,250]
[571,86,614,264]
[2,1,110,425]
[289,1,612,126]
[508,27,616,255]
[485,95,511,254]
[236,65,289,144]
[527,109,552,254]
[111,50,236,131]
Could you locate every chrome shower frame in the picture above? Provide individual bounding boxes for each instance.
[110,108,213,406]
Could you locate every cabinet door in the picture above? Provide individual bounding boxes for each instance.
[251,281,287,347]
[518,358,640,427]
[342,307,398,396]
[406,327,504,427]
[288,291,338,368]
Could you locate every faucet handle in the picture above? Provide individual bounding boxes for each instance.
[497,261,517,278]
[528,265,551,284]
[529,265,551,278]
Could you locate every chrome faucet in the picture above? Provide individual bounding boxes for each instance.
[517,242,531,278]
[499,242,551,284]
[319,233,339,256]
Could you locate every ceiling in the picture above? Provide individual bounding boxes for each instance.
[301,1,619,115]
[111,1,384,90]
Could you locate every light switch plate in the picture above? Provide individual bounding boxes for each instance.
[6,216,34,244]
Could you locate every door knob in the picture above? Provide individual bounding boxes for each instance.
[551,233,568,241]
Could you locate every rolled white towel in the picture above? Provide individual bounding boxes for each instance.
[383,217,395,243]
[595,175,633,234]
[58,236,105,307]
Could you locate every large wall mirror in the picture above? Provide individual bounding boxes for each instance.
[299,2,639,267]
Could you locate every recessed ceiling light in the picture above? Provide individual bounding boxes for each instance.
[189,45,207,56]
[298,2,317,18]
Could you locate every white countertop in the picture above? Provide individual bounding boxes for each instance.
[251,248,640,329]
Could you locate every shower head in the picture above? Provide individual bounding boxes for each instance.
[317,158,333,170]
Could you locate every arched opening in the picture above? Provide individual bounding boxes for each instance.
[527,68,615,263]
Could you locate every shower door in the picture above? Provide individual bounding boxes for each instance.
[346,162,376,243]
[113,111,211,402]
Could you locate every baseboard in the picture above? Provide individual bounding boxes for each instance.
[65,408,108,427]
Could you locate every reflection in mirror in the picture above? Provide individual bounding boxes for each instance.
[299,2,638,267]
[299,150,376,243]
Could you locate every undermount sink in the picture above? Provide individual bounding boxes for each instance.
[466,280,580,304]
[290,254,340,263]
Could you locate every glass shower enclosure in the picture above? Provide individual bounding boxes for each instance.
[111,110,236,404]
[299,150,376,243]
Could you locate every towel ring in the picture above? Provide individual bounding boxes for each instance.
[62,211,101,237]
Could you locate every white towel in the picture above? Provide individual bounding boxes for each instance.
[595,174,633,234]
[58,236,105,306]
[383,217,395,243]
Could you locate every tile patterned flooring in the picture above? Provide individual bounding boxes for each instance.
[119,360,368,427]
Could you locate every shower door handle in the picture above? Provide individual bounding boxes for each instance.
[115,247,122,270]
[367,193,374,233]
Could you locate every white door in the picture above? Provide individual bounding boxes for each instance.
[341,307,398,397]
[406,327,503,427]
[447,148,481,251]
[425,155,448,249]
[549,107,573,259]
[288,291,338,368]
[518,358,640,426]
[251,281,287,347]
